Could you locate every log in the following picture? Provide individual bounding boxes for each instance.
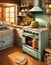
[44,53,49,62]
[47,57,51,65]
[45,48,51,53]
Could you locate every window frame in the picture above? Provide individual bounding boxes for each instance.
[0,6,3,21]
[0,4,17,24]
[4,5,17,24]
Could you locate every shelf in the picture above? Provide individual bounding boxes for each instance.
[20,6,28,8]
[17,15,26,17]
[7,23,23,29]
[17,3,30,26]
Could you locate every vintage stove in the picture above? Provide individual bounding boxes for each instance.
[22,0,51,61]
[22,26,50,61]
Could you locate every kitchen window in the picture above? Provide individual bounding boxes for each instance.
[0,7,3,21]
[0,3,17,24]
[4,5,17,24]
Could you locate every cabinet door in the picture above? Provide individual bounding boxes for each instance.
[0,36,2,47]
[2,34,13,46]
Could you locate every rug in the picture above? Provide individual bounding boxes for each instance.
[14,56,28,65]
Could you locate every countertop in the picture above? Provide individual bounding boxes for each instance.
[7,23,23,29]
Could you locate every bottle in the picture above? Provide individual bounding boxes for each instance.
[46,22,51,29]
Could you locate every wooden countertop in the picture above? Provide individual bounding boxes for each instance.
[7,23,23,29]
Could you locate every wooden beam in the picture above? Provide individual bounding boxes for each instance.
[0,0,21,4]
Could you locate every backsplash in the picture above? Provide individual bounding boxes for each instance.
[50,16,51,24]
[34,13,49,27]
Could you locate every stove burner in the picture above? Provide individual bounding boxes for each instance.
[23,26,47,32]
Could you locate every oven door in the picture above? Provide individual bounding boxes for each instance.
[22,32,33,44]
[22,34,38,59]
[22,33,38,49]
[22,32,34,45]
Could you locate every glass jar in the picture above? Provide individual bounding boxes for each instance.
[46,22,51,29]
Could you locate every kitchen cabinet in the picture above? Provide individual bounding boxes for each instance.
[18,0,33,17]
[17,1,33,25]
[0,37,2,48]
[0,7,2,21]
[42,0,51,9]
[0,29,13,50]
[17,6,29,25]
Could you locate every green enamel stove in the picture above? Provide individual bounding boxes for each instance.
[22,26,50,61]
[22,0,51,61]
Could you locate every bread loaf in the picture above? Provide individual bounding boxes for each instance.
[29,21,39,28]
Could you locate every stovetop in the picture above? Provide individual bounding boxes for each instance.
[23,26,48,33]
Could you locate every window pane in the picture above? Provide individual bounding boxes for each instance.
[0,16,2,20]
[6,13,9,17]
[6,18,9,22]
[6,8,9,12]
[0,14,2,16]
[0,7,2,13]
[0,16,1,18]
[10,7,14,12]
[10,13,14,17]
[10,18,14,23]
[4,5,17,23]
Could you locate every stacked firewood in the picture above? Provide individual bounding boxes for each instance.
[44,48,51,65]
[44,33,51,65]
[48,33,51,49]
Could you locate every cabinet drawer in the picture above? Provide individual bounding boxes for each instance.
[0,42,2,47]
[0,37,2,47]
[2,35,13,46]
[3,34,12,40]
[0,37,2,41]
[2,39,12,46]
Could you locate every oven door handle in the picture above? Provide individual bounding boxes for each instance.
[23,34,33,37]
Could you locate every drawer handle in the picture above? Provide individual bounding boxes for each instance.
[0,41,2,42]
[3,41,5,43]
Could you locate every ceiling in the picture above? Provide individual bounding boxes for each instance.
[0,0,21,5]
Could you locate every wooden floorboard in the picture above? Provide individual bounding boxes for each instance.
[0,45,46,65]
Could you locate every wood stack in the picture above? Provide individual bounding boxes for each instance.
[44,48,51,65]
[48,33,51,49]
